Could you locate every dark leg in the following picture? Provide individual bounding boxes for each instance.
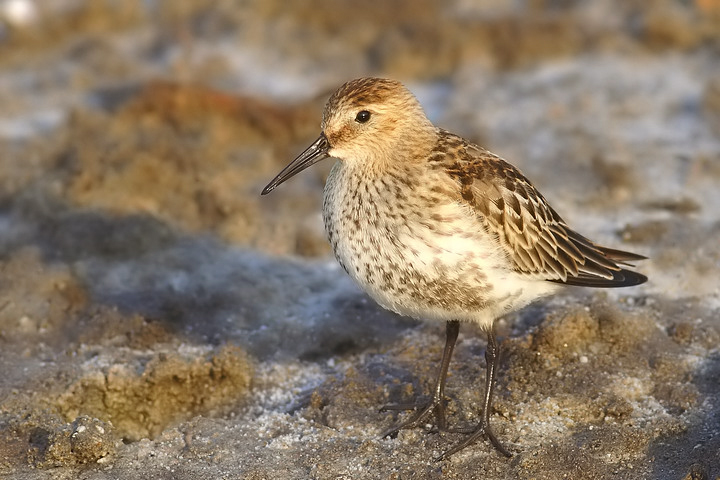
[380,320,460,436]
[437,327,512,460]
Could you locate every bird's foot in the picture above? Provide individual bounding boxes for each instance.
[436,421,512,461]
[379,396,449,438]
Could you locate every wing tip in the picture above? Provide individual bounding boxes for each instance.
[600,246,648,264]
[612,268,648,287]
[552,267,648,288]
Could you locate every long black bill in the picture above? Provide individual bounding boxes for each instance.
[261,134,330,195]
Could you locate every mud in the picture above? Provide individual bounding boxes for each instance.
[0,1,719,479]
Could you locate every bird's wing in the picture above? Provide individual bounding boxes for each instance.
[438,134,646,287]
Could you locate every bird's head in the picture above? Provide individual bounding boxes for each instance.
[261,77,436,195]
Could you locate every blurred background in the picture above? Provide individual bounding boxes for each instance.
[0,1,719,478]
[1,0,718,258]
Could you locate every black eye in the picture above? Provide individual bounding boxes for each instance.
[355,110,371,123]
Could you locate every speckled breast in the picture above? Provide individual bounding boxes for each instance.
[321,161,506,323]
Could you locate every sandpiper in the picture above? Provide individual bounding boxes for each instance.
[261,77,647,459]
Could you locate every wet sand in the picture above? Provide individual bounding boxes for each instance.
[0,1,719,478]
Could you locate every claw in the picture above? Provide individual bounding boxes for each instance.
[434,328,513,460]
[380,397,448,438]
[380,321,512,460]
[435,422,512,461]
[380,322,460,439]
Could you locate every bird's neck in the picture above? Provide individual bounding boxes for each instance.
[356,125,440,175]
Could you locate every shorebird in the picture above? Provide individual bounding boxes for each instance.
[261,77,647,459]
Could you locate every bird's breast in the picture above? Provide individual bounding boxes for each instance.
[321,162,514,324]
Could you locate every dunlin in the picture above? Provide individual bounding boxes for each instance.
[261,77,647,459]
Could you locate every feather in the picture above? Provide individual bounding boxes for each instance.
[440,131,647,288]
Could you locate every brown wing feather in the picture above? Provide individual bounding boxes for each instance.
[439,132,647,288]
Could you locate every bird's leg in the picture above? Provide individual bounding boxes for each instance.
[380,320,460,437]
[437,327,512,460]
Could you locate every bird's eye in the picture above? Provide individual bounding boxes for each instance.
[355,110,371,123]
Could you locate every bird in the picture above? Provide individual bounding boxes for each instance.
[261,77,647,459]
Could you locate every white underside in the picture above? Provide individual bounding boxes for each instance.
[323,161,560,330]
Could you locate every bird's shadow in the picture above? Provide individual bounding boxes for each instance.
[0,195,416,362]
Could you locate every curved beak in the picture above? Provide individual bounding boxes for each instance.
[261,134,330,195]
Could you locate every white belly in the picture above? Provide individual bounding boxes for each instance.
[322,162,558,328]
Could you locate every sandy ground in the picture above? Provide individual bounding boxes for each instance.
[0,1,719,479]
